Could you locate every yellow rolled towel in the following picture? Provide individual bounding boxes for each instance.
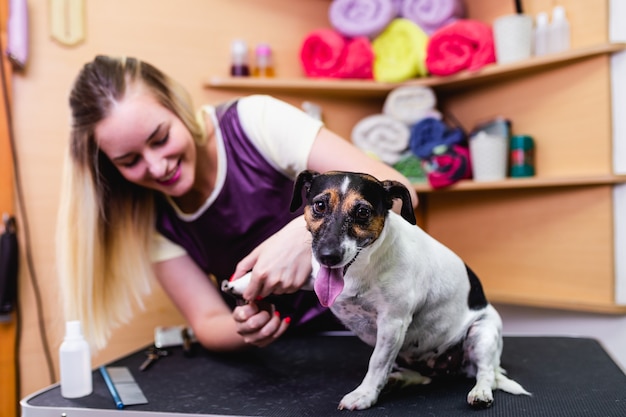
[372,18,429,83]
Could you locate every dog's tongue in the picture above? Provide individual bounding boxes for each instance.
[315,266,344,307]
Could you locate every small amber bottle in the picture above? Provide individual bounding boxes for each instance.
[252,43,275,77]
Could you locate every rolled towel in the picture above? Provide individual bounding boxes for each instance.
[351,114,411,165]
[391,0,404,15]
[422,144,472,189]
[383,85,437,126]
[300,28,374,79]
[393,152,426,183]
[426,19,496,76]
[372,18,429,83]
[340,36,374,79]
[300,29,345,78]
[409,117,465,159]
[329,0,397,38]
[401,0,466,35]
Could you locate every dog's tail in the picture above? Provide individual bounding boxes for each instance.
[495,367,531,396]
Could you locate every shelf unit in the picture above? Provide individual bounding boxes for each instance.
[205,41,626,314]
[414,174,626,193]
[206,43,626,97]
[206,43,626,194]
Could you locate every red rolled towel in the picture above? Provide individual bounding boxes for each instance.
[340,36,374,79]
[426,19,495,76]
[300,28,374,79]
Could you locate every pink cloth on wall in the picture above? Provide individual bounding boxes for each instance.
[300,28,374,79]
[425,19,495,76]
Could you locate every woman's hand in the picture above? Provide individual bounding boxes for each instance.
[232,216,312,302]
[232,302,291,347]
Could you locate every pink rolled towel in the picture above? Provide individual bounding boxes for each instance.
[329,0,397,38]
[426,19,495,76]
[401,0,465,35]
[300,28,374,79]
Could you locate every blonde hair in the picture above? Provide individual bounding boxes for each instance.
[57,56,205,349]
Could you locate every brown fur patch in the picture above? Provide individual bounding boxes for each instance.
[341,190,385,243]
[304,189,341,234]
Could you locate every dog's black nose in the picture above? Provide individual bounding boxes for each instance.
[317,247,343,267]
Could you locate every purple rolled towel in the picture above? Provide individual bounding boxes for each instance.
[391,0,403,15]
[401,0,466,35]
[329,0,397,38]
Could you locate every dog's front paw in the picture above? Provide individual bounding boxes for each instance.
[467,386,494,409]
[338,387,379,411]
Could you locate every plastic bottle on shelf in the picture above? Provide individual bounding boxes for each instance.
[252,43,275,77]
[230,39,250,77]
[534,12,550,56]
[549,5,570,53]
[59,320,93,398]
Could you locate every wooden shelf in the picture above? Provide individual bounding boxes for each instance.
[489,292,626,315]
[205,43,626,98]
[413,174,626,193]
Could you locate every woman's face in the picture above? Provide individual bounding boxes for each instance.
[95,84,197,197]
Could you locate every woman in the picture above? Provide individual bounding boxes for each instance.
[57,55,418,351]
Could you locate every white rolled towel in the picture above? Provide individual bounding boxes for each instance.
[351,114,411,165]
[383,85,438,126]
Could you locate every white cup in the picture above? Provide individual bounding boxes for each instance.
[469,131,508,181]
[493,14,533,64]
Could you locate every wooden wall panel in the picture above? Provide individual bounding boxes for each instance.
[425,186,616,312]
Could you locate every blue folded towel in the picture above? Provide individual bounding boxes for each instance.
[409,117,465,159]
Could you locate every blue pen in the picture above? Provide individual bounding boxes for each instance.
[99,366,124,409]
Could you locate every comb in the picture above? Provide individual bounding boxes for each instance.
[99,366,148,409]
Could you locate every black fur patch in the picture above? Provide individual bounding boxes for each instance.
[466,265,488,310]
[396,340,466,378]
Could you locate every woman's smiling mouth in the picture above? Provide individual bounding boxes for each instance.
[157,162,181,186]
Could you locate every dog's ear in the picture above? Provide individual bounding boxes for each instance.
[290,170,319,212]
[382,180,416,225]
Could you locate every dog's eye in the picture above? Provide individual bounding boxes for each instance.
[355,207,371,220]
[313,201,327,214]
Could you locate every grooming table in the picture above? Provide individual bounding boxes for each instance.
[21,334,626,417]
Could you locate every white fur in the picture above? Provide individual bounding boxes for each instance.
[311,212,530,410]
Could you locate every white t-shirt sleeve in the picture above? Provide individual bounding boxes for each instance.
[237,95,324,179]
[151,232,187,263]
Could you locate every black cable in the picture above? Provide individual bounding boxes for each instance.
[0,19,57,395]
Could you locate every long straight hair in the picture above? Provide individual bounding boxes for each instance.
[57,56,205,348]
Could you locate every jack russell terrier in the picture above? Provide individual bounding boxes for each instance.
[289,170,529,410]
[224,170,530,410]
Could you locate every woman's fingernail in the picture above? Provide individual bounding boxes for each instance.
[229,273,236,282]
[256,296,264,301]
[284,317,291,324]
[274,311,280,318]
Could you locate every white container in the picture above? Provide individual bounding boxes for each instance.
[59,320,93,398]
[534,12,550,56]
[469,131,509,181]
[493,14,534,64]
[549,6,570,53]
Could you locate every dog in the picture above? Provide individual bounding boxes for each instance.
[288,170,530,410]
